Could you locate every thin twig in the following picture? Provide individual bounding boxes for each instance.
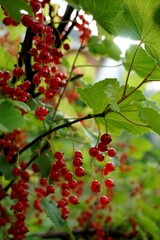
[74,63,123,69]
[122,41,142,97]
[118,65,157,104]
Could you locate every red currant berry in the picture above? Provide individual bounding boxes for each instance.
[105,179,115,188]
[40,177,47,186]
[97,142,108,152]
[105,162,115,172]
[63,43,70,51]
[75,167,85,177]
[21,14,34,27]
[100,133,112,145]
[12,167,21,176]
[68,179,77,189]
[73,157,83,167]
[61,188,69,197]
[107,148,116,157]
[74,150,83,159]
[69,195,79,205]
[89,147,99,157]
[103,167,109,176]
[30,0,42,13]
[57,199,66,208]
[99,196,109,206]
[54,151,63,159]
[46,185,55,194]
[96,153,105,162]
[21,171,30,182]
[91,180,101,192]
[20,161,27,170]
[31,163,40,173]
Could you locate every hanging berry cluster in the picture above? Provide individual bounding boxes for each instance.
[89,133,116,205]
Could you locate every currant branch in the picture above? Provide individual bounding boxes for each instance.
[18,27,36,96]
[74,63,123,69]
[122,41,142,97]
[18,109,111,157]
[52,32,87,121]
[54,5,75,48]
[117,64,157,104]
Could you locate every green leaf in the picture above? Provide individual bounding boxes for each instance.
[77,79,150,135]
[0,100,25,133]
[114,0,160,66]
[106,111,149,135]
[124,45,160,79]
[0,154,14,180]
[137,200,160,221]
[66,0,123,34]
[136,226,149,240]
[140,100,160,135]
[136,214,160,239]
[65,0,80,9]
[0,46,16,71]
[88,36,121,61]
[0,0,32,22]
[77,79,119,114]
[35,151,52,177]
[13,101,31,112]
[105,84,120,112]
[41,199,76,240]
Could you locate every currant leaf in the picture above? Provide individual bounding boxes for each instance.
[0,155,14,180]
[114,0,160,66]
[41,199,76,240]
[0,100,25,133]
[77,78,119,114]
[0,0,32,22]
[124,45,160,79]
[139,100,160,135]
[88,36,121,61]
[66,0,123,34]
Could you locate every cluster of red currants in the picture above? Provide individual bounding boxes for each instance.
[27,151,84,221]
[0,129,21,162]
[89,133,116,206]
[0,70,30,103]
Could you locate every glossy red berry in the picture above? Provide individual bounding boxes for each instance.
[89,147,99,157]
[12,167,21,176]
[63,43,70,51]
[105,162,115,172]
[97,142,108,152]
[91,180,101,192]
[61,188,69,197]
[74,150,83,159]
[105,179,115,188]
[31,163,40,173]
[107,148,116,157]
[68,179,77,189]
[73,157,83,167]
[54,151,63,159]
[96,153,104,162]
[69,195,79,205]
[75,167,85,177]
[40,178,47,186]
[30,0,42,13]
[46,185,55,194]
[99,196,109,206]
[100,133,112,145]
